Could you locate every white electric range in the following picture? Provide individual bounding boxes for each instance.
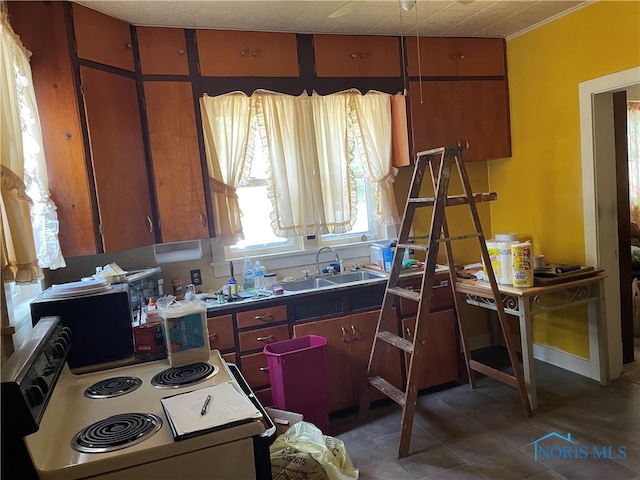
[2,317,275,480]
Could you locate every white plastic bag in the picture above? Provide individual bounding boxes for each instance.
[270,421,358,480]
[156,296,210,367]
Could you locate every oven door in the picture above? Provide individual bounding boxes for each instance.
[226,363,276,480]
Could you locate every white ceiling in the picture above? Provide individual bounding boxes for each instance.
[74,0,590,39]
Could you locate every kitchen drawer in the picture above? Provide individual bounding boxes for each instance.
[206,314,235,351]
[236,305,287,329]
[222,352,237,365]
[239,324,289,353]
[240,352,271,389]
[399,274,453,315]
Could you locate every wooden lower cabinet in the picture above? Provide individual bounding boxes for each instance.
[206,314,234,351]
[239,351,271,390]
[402,310,458,390]
[293,310,402,412]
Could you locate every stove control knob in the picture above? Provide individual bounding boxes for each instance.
[33,376,49,395]
[44,364,56,376]
[26,384,44,406]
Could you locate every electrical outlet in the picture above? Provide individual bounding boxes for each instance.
[190,269,202,286]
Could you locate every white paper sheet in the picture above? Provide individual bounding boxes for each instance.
[161,381,262,437]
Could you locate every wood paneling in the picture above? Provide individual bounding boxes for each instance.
[8,1,97,256]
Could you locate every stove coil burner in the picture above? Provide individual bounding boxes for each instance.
[84,376,143,399]
[151,362,218,389]
[71,413,162,453]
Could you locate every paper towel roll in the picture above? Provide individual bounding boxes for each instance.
[497,241,515,285]
[511,241,533,287]
[482,240,501,281]
[496,233,517,242]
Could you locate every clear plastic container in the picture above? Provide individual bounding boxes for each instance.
[254,261,265,290]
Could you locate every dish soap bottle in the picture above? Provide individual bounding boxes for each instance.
[242,256,255,291]
[254,261,265,290]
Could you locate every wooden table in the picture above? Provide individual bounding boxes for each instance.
[455,274,610,410]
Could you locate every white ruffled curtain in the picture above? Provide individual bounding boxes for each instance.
[628,102,640,225]
[199,92,254,245]
[199,88,400,243]
[1,11,64,283]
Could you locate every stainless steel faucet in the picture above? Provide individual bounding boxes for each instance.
[315,246,342,275]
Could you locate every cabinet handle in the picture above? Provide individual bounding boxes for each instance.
[251,50,260,57]
[451,54,457,60]
[341,326,350,343]
[255,314,273,322]
[350,53,357,59]
[256,335,275,342]
[465,139,470,150]
[460,54,465,59]
[406,327,412,339]
[209,333,217,338]
[146,216,153,233]
[360,53,366,59]
[178,49,185,55]
[240,49,248,57]
[126,43,132,49]
[259,367,269,372]
[200,212,206,228]
[350,325,357,340]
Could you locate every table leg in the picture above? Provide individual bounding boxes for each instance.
[518,297,537,410]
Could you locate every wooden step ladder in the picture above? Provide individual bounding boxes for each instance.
[358,146,533,459]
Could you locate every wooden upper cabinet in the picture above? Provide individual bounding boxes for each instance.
[314,35,401,77]
[80,66,155,252]
[406,37,505,77]
[72,3,134,71]
[143,81,209,243]
[409,79,511,162]
[196,30,299,77]
[137,27,189,75]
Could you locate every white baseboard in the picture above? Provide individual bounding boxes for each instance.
[532,343,593,379]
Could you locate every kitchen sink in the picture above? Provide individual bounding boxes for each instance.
[281,277,335,291]
[326,270,387,284]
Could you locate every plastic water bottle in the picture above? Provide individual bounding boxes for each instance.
[254,261,265,290]
[242,256,255,291]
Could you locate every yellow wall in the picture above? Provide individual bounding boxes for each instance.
[495,1,640,357]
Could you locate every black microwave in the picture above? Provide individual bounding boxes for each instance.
[30,284,134,371]
[126,267,164,314]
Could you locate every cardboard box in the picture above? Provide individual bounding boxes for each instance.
[265,407,304,435]
[370,243,394,271]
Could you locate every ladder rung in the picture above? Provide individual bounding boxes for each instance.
[408,192,497,207]
[377,330,413,353]
[397,243,427,251]
[387,287,421,302]
[469,360,519,388]
[367,376,406,406]
[436,233,482,243]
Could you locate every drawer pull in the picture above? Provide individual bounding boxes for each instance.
[259,367,269,372]
[350,325,358,341]
[406,327,412,339]
[256,335,275,343]
[209,333,217,339]
[255,314,274,322]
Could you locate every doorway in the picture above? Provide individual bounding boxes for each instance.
[580,67,640,381]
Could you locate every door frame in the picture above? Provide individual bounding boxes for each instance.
[579,66,640,380]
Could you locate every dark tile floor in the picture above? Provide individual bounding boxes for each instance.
[329,355,640,480]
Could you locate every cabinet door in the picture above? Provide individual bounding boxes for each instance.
[143,81,208,242]
[247,32,299,77]
[9,1,97,256]
[406,37,505,77]
[72,3,134,71]
[314,35,359,77]
[356,36,401,77]
[409,81,459,155]
[314,35,400,77]
[80,66,155,252]
[348,310,402,403]
[196,30,251,76]
[402,310,458,390]
[293,318,353,412]
[457,80,511,162]
[207,314,235,351]
[137,27,189,75]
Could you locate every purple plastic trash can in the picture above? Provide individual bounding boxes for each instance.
[263,335,329,434]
